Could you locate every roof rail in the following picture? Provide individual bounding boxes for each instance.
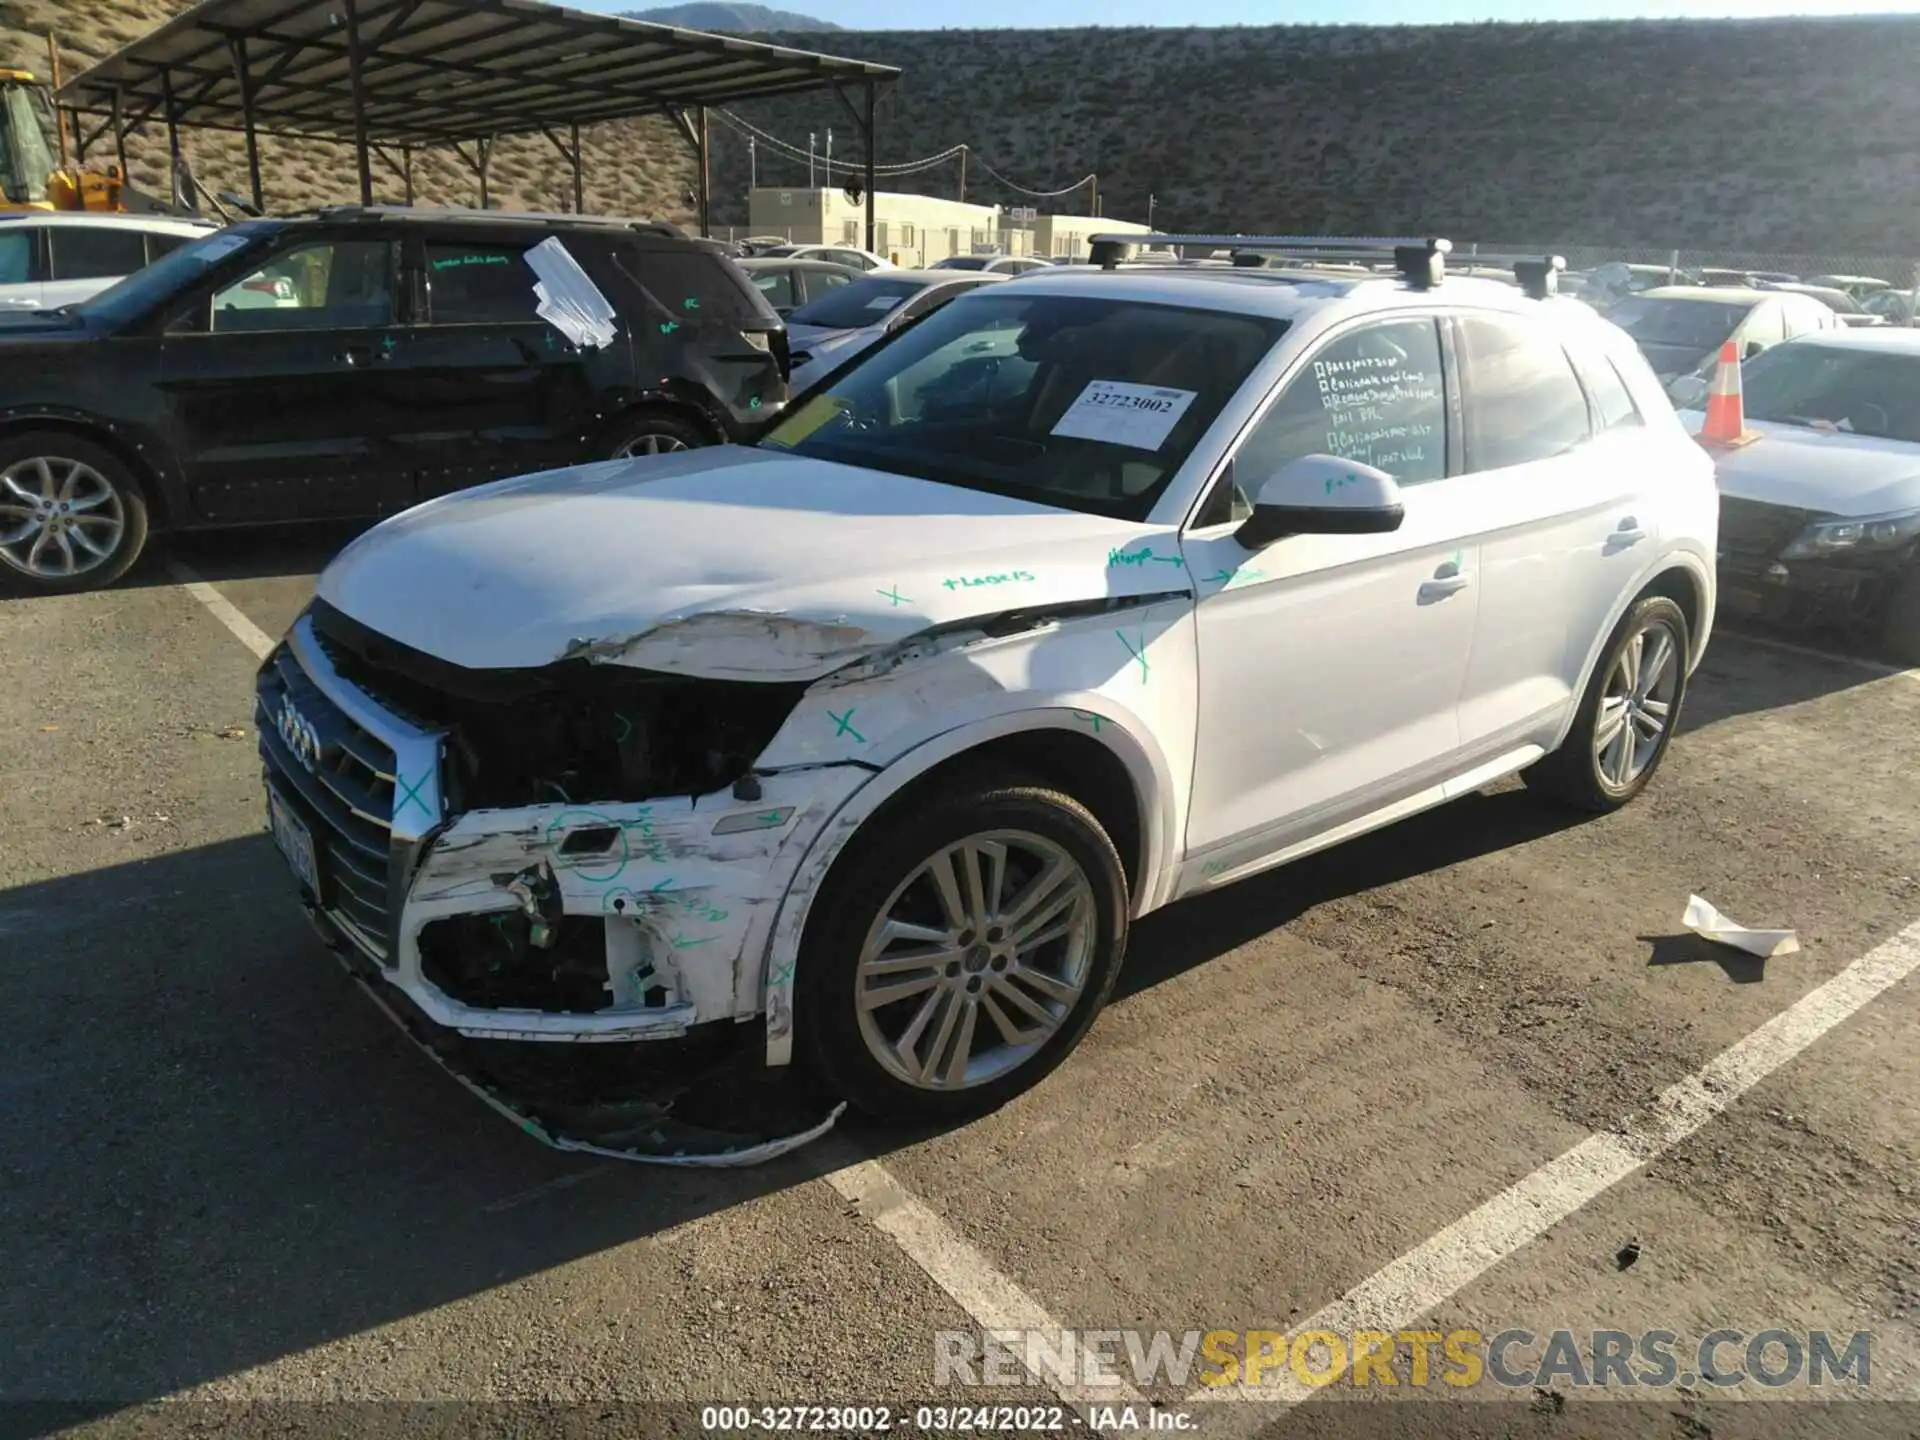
[313,204,681,237]
[1088,232,1452,289]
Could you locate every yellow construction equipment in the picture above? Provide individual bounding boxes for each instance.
[0,38,135,212]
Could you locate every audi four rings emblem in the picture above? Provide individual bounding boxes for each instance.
[277,698,323,772]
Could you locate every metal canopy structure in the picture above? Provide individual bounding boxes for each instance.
[56,0,898,243]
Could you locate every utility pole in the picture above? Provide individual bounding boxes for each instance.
[825,127,832,187]
[749,135,756,190]
[957,144,967,203]
[809,133,815,188]
[1089,174,1098,219]
[1147,193,1155,229]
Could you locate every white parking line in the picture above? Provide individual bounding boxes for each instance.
[1189,915,1920,1424]
[1722,628,1919,683]
[817,1144,1145,1407]
[168,560,275,660]
[166,558,1122,1405]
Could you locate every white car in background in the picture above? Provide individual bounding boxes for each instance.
[784,269,1007,389]
[1680,329,1920,662]
[1608,286,1839,387]
[931,254,1053,275]
[0,211,217,311]
[752,243,893,272]
[257,241,1717,1139]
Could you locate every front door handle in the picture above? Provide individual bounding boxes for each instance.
[1418,559,1471,604]
[340,344,374,367]
[1606,516,1648,552]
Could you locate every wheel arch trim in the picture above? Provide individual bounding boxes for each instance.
[757,701,1178,1068]
[0,407,179,528]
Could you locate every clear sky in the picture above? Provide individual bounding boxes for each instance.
[582,0,1920,30]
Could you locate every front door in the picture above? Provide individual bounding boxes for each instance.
[1181,315,1484,865]
[157,236,411,522]
[406,236,606,500]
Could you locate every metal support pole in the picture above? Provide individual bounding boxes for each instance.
[112,87,127,179]
[45,35,68,170]
[479,136,492,209]
[343,0,374,205]
[68,109,86,163]
[230,36,265,214]
[403,144,413,205]
[957,144,966,204]
[570,121,583,213]
[1089,174,1098,218]
[696,106,710,238]
[162,69,180,175]
[862,78,876,256]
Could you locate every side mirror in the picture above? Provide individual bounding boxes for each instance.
[1234,455,1405,550]
[1744,341,1764,360]
[1667,374,1709,409]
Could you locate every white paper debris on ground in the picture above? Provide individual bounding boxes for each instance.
[1050,379,1196,451]
[525,236,619,350]
[1683,894,1801,959]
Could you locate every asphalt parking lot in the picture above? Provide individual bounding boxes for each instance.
[5,526,1920,1437]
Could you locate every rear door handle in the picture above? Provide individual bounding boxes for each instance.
[1418,559,1471,603]
[1607,516,1648,551]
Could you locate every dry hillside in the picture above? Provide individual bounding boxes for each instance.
[9,4,1920,254]
[725,18,1920,253]
[1,0,698,219]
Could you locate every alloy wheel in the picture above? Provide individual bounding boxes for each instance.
[853,830,1097,1091]
[613,433,689,458]
[0,456,126,580]
[1593,617,1682,790]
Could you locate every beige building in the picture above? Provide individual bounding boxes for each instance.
[1027,214,1153,261]
[745,187,1011,265]
[741,189,1155,266]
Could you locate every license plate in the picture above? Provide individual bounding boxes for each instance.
[268,790,322,899]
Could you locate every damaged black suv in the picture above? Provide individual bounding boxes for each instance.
[0,206,787,595]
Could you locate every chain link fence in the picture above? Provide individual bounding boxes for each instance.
[1467,242,1920,292]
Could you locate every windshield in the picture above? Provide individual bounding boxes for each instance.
[788,274,928,329]
[757,245,800,257]
[1607,297,1753,349]
[0,83,57,205]
[937,257,991,271]
[1740,343,1920,441]
[759,291,1287,520]
[75,226,268,327]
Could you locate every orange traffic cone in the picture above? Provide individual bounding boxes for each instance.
[1697,341,1758,450]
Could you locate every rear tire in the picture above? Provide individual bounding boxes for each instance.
[795,781,1129,1123]
[604,408,711,459]
[1524,595,1691,813]
[0,431,149,596]
[1877,565,1920,668]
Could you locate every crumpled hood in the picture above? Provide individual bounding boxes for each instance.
[1678,413,1920,516]
[317,446,1185,677]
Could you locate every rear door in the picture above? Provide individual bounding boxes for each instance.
[0,222,43,310]
[157,233,414,522]
[44,224,151,309]
[405,233,609,499]
[1449,311,1653,752]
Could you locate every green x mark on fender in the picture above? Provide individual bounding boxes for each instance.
[828,708,865,743]
[395,770,433,821]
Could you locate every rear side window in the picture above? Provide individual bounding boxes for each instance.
[1568,343,1643,434]
[146,231,196,262]
[0,229,33,285]
[613,244,767,326]
[1455,314,1591,471]
[424,243,538,324]
[748,268,794,310]
[50,226,148,281]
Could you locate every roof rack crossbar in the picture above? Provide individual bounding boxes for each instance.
[1087,232,1452,288]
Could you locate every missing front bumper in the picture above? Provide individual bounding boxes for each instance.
[300,900,843,1166]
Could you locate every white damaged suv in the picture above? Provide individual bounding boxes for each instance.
[258,236,1716,1132]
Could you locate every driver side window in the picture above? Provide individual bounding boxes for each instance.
[208,240,394,333]
[1196,317,1446,527]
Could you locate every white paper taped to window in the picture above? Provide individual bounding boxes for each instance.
[864,295,904,312]
[1050,380,1197,451]
[525,235,619,349]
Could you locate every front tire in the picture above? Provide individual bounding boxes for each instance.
[604,407,711,459]
[795,781,1129,1123]
[1878,565,1920,668]
[1524,595,1691,813]
[0,432,149,596]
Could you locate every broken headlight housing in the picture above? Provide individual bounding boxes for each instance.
[309,601,807,810]
[1780,506,1920,560]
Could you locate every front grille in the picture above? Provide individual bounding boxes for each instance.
[257,615,446,964]
[1718,495,1815,561]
